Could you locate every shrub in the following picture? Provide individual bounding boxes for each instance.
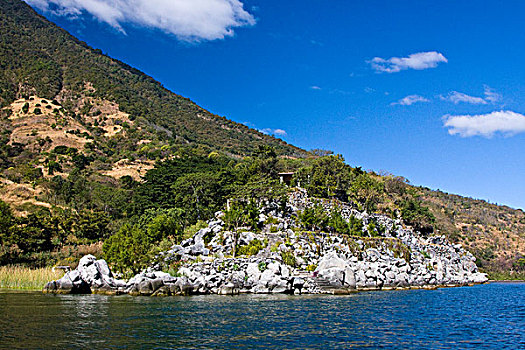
[52,146,79,158]
[328,208,350,234]
[237,238,264,256]
[183,220,207,240]
[298,203,328,231]
[400,199,435,235]
[264,216,279,225]
[306,264,317,272]
[348,215,364,236]
[281,251,296,267]
[47,160,62,175]
[367,222,379,237]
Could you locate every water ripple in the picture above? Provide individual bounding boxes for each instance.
[0,283,524,349]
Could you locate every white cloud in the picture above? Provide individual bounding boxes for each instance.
[310,86,322,90]
[261,128,287,136]
[483,85,502,103]
[440,86,502,105]
[369,51,448,73]
[368,51,448,73]
[25,0,255,41]
[440,91,487,105]
[443,111,525,137]
[391,94,430,106]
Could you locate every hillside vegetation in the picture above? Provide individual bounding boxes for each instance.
[0,0,523,279]
[0,0,305,158]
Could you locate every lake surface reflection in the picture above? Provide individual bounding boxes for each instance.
[1,282,524,349]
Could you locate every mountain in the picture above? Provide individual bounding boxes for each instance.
[0,0,523,279]
[0,0,306,158]
[419,188,525,278]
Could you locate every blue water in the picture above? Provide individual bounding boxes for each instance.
[0,283,523,349]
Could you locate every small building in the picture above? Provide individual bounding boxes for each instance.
[278,172,294,186]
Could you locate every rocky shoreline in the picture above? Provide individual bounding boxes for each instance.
[44,190,488,296]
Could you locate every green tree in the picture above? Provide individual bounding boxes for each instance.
[328,208,350,234]
[103,224,152,276]
[224,201,260,231]
[137,208,185,243]
[75,210,111,241]
[295,154,352,200]
[0,200,17,265]
[348,173,385,212]
[298,203,329,231]
[172,171,229,223]
[400,199,435,234]
[348,215,364,236]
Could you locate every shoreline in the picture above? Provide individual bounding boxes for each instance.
[488,279,525,283]
[8,280,525,295]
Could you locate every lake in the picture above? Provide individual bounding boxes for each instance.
[1,282,523,349]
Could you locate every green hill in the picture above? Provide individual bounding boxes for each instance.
[0,0,306,158]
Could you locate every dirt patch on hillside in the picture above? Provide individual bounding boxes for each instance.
[0,177,51,216]
[8,96,93,152]
[103,159,154,181]
[72,96,134,137]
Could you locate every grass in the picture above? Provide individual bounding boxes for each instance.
[486,270,525,281]
[0,266,64,290]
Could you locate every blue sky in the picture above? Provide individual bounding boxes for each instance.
[26,0,525,209]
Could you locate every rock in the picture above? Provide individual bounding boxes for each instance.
[138,280,154,295]
[219,282,239,295]
[150,278,165,292]
[43,281,57,293]
[77,255,100,285]
[365,264,378,279]
[260,269,276,285]
[267,262,281,275]
[293,277,305,289]
[366,249,381,262]
[365,279,377,288]
[317,252,346,271]
[470,272,488,284]
[43,272,91,294]
[239,231,256,245]
[152,286,170,297]
[343,268,356,289]
[175,278,194,295]
[271,278,289,294]
[356,270,366,288]
[189,241,210,256]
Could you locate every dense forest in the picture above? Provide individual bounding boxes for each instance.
[0,0,523,279]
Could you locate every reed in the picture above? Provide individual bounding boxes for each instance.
[0,266,64,290]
